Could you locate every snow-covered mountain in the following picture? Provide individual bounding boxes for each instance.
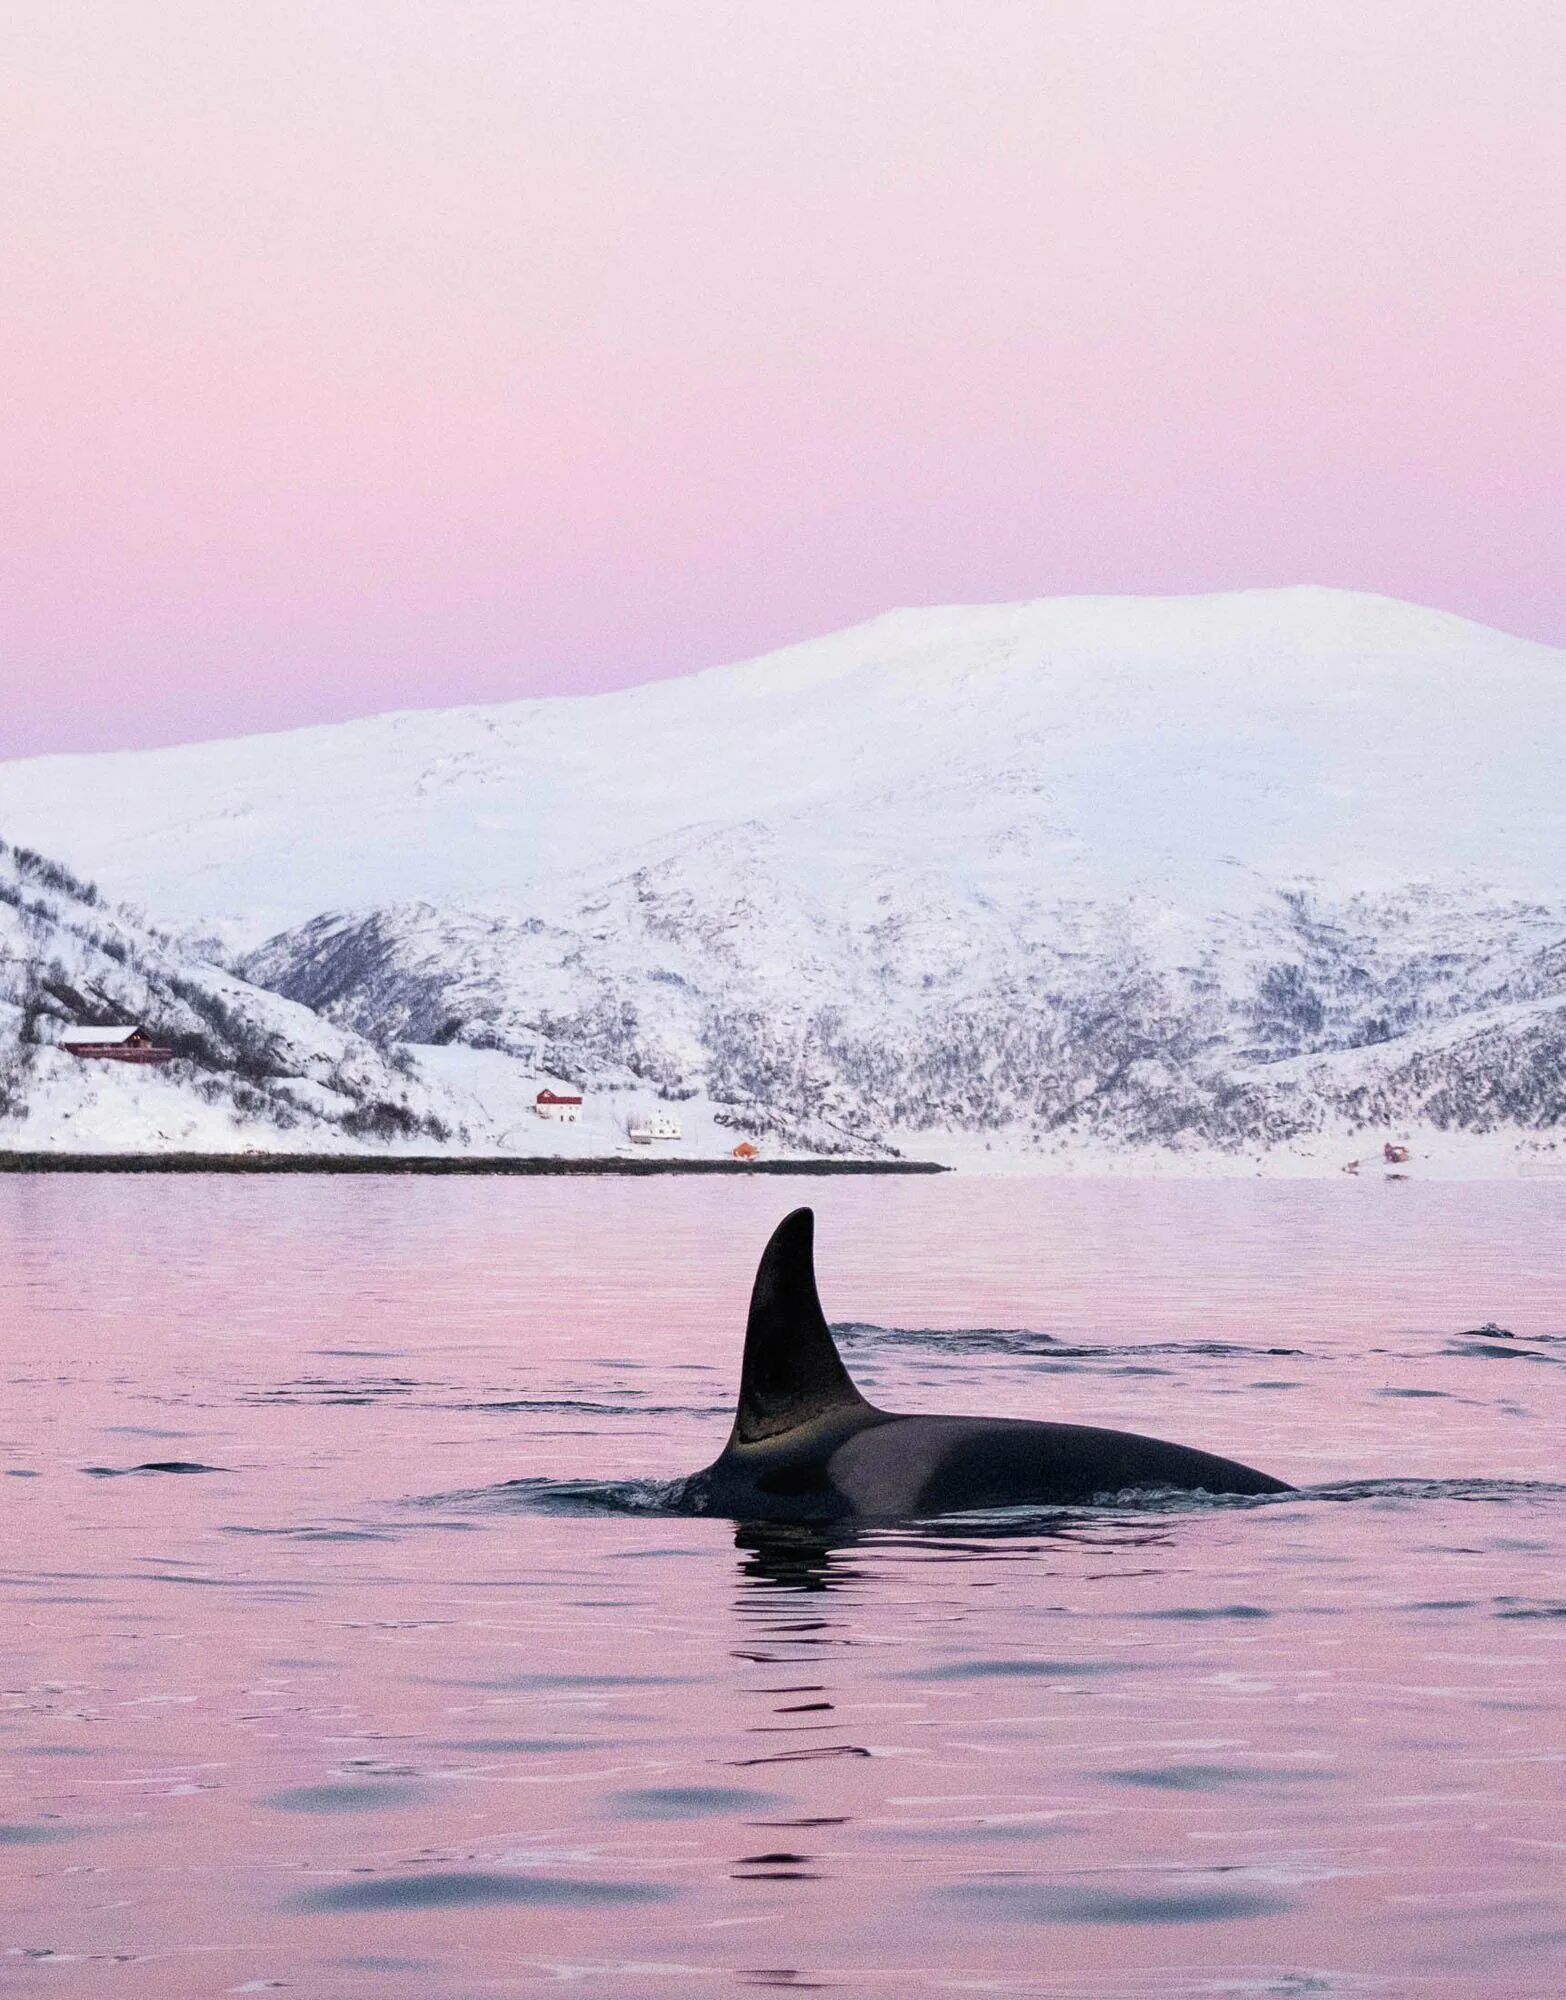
[3,588,1563,1170]
[0,835,868,1160]
[0,837,464,1153]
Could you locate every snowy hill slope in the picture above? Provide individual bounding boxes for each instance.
[0,836,850,1159]
[3,589,1563,1168]
[0,837,463,1153]
[2,589,1562,942]
[241,867,1566,1163]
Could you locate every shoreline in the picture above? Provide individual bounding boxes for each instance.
[0,1151,948,1177]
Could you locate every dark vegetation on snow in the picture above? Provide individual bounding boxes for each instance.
[0,835,453,1145]
[242,874,1566,1156]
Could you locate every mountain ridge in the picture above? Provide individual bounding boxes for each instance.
[2,585,1560,939]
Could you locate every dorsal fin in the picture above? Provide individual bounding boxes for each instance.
[732,1208,870,1445]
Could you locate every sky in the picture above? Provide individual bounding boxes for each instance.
[2,0,1563,758]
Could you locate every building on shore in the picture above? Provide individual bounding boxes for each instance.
[60,1023,174,1065]
[627,1111,682,1144]
[535,1087,583,1124]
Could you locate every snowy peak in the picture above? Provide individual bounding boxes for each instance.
[0,586,1560,942]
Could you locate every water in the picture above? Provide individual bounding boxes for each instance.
[2,1173,1564,1998]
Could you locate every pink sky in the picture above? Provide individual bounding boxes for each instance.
[2,0,1563,757]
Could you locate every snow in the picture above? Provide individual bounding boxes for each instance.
[2,587,1562,1174]
[0,841,468,1156]
[405,1045,765,1161]
[0,829,817,1158]
[0,587,1560,944]
[903,1120,1566,1182]
[9,1045,320,1155]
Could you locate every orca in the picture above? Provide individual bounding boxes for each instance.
[678,1208,1290,1521]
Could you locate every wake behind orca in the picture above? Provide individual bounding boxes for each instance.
[675,1208,1290,1522]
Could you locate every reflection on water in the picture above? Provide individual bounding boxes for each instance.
[737,1522,857,1593]
[1,1172,1564,1996]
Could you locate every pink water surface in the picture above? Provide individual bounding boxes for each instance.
[2,1173,1564,1996]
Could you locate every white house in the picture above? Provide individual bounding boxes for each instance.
[628,1110,682,1143]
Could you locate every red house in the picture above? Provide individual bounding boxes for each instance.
[535,1087,583,1125]
[61,1024,174,1065]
